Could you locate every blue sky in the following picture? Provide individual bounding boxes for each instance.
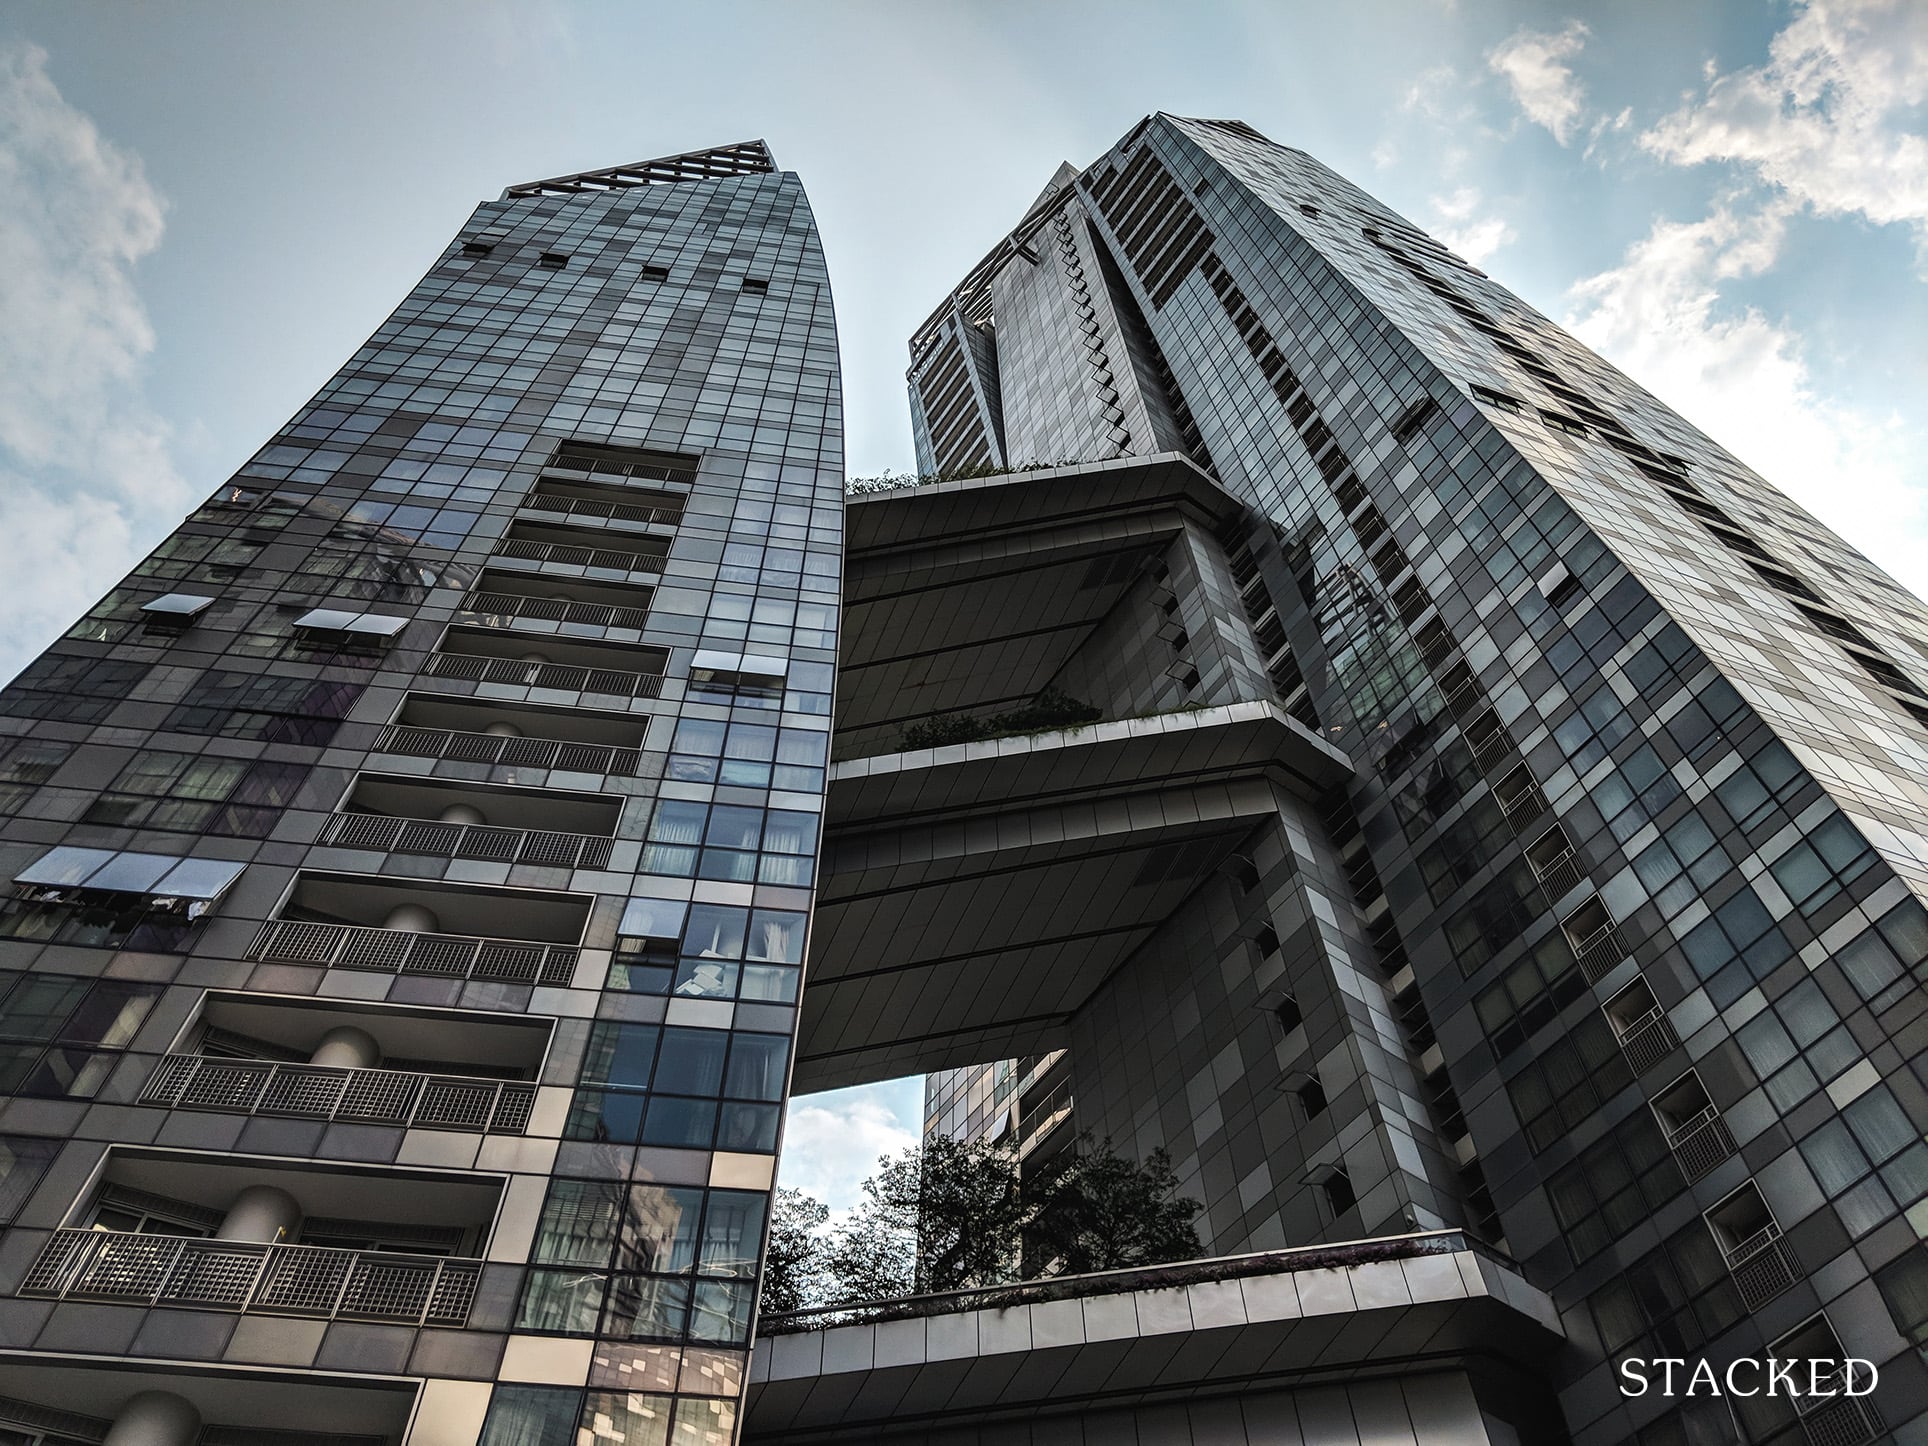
[3,0,1925,1210]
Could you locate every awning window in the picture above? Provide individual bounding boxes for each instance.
[15,846,245,915]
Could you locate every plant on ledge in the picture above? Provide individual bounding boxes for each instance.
[899,687,1102,751]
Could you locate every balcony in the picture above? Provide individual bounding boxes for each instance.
[1653,1072,1737,1182]
[1494,765,1548,829]
[1561,895,1628,983]
[0,1360,414,1446]
[322,774,625,871]
[425,626,667,704]
[1525,825,1582,900]
[1709,1183,1801,1310]
[142,992,548,1133]
[249,873,590,986]
[22,1229,481,1326]
[456,569,653,642]
[490,519,667,580]
[520,476,685,529]
[1776,1318,1882,1445]
[1605,978,1679,1075]
[376,696,649,778]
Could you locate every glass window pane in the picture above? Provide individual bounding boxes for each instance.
[621,1185,705,1274]
[478,1385,581,1446]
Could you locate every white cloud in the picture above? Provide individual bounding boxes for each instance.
[777,1081,919,1218]
[1564,202,1928,594]
[1642,0,1928,246]
[1429,186,1517,263]
[0,41,188,683]
[1488,21,1591,145]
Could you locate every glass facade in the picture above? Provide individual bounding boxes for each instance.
[0,142,840,1445]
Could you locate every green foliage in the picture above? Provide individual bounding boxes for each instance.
[760,1187,830,1315]
[1022,1133,1202,1275]
[845,458,1087,496]
[765,1132,1203,1315]
[900,688,1103,752]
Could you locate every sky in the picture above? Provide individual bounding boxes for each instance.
[2,0,1925,1211]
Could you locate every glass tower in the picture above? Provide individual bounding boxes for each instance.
[901,115,1928,1446]
[0,142,842,1446]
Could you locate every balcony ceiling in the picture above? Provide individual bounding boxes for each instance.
[796,703,1349,1091]
[837,454,1242,753]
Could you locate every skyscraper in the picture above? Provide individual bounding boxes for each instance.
[5,111,1927,1446]
[0,141,843,1446]
[866,115,1928,1446]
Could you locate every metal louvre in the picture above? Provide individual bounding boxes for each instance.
[320,812,614,869]
[141,1054,536,1134]
[248,919,578,986]
[421,652,664,699]
[22,1229,483,1326]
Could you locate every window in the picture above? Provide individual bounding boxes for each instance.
[1735,977,1852,1111]
[640,264,669,281]
[1470,384,1522,414]
[664,717,825,792]
[610,901,806,1004]
[82,751,307,837]
[1589,1219,1742,1358]
[1679,886,1793,1008]
[0,973,163,1098]
[0,737,72,811]
[1876,1247,1928,1348]
[1474,929,1585,1059]
[0,1134,59,1222]
[566,1024,789,1152]
[1767,811,1876,917]
[1553,684,1633,773]
[1798,1085,1928,1237]
[740,277,768,294]
[1505,1015,1632,1152]
[538,251,568,269]
[1273,993,1301,1034]
[477,1387,731,1446]
[516,1180,764,1344]
[1548,1112,1685,1263]
[640,799,818,887]
[164,671,363,746]
[1295,1076,1327,1119]
[1835,897,1928,1011]
[460,240,493,257]
[1713,740,1804,833]
[1321,1169,1355,1218]
[0,656,149,724]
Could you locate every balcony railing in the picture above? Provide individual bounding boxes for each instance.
[1467,725,1513,774]
[520,492,683,527]
[21,1229,481,1326]
[142,1054,537,1133]
[248,919,579,986]
[319,812,614,869]
[1722,1223,1801,1310]
[374,723,643,776]
[422,653,664,699]
[1793,1379,1881,1444]
[1529,850,1583,899]
[1573,923,1629,983]
[1664,1106,1737,1182]
[491,538,664,576]
[1614,1006,1679,1075]
[460,591,650,632]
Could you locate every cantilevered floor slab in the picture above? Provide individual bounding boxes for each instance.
[743,1232,1566,1441]
[796,702,1349,1092]
[838,453,1243,758]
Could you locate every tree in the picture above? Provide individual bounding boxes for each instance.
[759,1187,830,1315]
[826,1135,1025,1299]
[1023,1133,1202,1276]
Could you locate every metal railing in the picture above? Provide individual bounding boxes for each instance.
[520,492,684,527]
[1664,1105,1737,1182]
[1496,777,1549,828]
[248,919,579,986]
[759,1228,1515,1335]
[22,1229,481,1326]
[1722,1223,1800,1310]
[460,591,650,632]
[1571,922,1628,983]
[1467,724,1513,774]
[492,538,665,575]
[374,724,643,776]
[320,812,614,868]
[1530,850,1582,899]
[422,652,664,699]
[548,453,695,486]
[142,1054,536,1133]
[1614,1006,1679,1075]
